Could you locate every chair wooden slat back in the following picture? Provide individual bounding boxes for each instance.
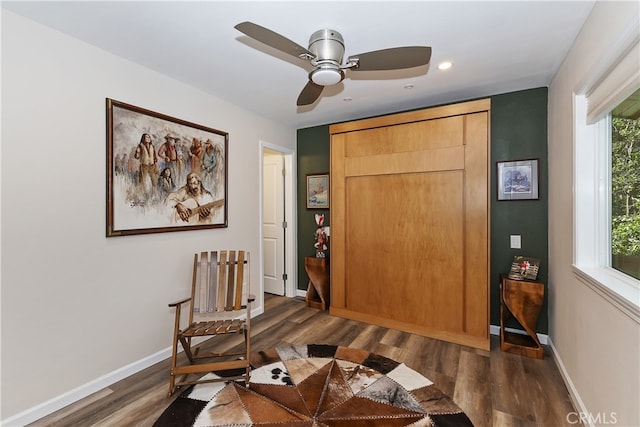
[226,251,236,310]
[199,252,209,313]
[192,250,249,316]
[234,251,245,310]
[209,251,218,311]
[168,249,254,396]
[217,251,228,311]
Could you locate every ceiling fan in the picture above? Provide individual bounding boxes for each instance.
[234,22,432,106]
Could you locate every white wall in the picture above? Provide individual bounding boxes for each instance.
[1,10,295,422]
[548,2,639,426]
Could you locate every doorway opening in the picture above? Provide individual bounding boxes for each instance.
[261,142,295,299]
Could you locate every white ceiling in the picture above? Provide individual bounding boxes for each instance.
[2,1,595,129]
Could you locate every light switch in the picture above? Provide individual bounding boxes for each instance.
[510,235,521,249]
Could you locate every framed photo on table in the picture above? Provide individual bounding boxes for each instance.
[306,173,329,209]
[106,98,228,236]
[497,158,539,201]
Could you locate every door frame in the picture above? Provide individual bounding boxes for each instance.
[259,140,297,298]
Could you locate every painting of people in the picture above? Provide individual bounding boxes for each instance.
[106,99,228,236]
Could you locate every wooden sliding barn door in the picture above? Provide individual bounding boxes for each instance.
[329,99,490,350]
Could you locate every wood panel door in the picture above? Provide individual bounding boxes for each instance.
[329,99,490,350]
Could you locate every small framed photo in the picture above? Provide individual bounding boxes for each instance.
[508,256,541,281]
[306,173,329,209]
[497,158,539,201]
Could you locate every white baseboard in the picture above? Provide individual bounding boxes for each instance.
[1,347,172,427]
[547,337,592,427]
[1,305,265,427]
[489,324,549,345]
[488,330,589,426]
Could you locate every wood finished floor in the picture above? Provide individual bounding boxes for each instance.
[28,294,579,427]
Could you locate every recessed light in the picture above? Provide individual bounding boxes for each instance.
[403,83,415,90]
[343,97,353,102]
[438,61,452,71]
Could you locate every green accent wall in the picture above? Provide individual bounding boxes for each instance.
[491,88,549,333]
[296,87,549,334]
[296,125,331,292]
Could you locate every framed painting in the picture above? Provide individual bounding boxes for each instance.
[497,158,539,201]
[106,98,228,237]
[306,173,330,209]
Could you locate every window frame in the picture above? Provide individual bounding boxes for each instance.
[573,91,640,320]
[571,17,640,319]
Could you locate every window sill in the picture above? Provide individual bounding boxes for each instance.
[572,265,640,324]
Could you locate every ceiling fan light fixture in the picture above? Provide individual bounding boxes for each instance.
[234,22,432,106]
[310,65,344,86]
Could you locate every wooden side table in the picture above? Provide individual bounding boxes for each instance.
[500,274,544,359]
[304,256,330,310]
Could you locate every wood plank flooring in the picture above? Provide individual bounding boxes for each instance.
[28,294,579,427]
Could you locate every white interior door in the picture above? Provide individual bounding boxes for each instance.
[262,150,285,295]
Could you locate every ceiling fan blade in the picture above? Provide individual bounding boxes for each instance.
[348,46,432,71]
[297,81,324,106]
[235,21,314,60]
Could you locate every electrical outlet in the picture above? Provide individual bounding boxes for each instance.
[510,235,521,249]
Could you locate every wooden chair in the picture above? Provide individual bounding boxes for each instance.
[168,250,255,396]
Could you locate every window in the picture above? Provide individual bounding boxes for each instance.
[573,39,640,315]
[611,93,640,280]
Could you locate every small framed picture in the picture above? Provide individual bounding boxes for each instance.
[306,173,329,209]
[497,158,539,201]
[508,256,541,281]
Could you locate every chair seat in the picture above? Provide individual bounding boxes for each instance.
[181,319,245,337]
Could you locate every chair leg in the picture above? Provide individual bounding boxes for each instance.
[168,304,183,396]
[180,337,195,363]
[244,302,252,387]
[243,329,251,387]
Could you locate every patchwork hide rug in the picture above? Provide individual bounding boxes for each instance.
[154,344,474,427]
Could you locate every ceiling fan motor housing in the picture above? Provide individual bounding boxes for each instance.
[308,29,345,86]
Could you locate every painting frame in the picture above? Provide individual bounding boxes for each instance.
[106,98,228,237]
[497,158,539,201]
[306,173,330,209]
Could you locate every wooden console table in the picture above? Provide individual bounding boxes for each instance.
[500,274,544,359]
[304,256,329,310]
